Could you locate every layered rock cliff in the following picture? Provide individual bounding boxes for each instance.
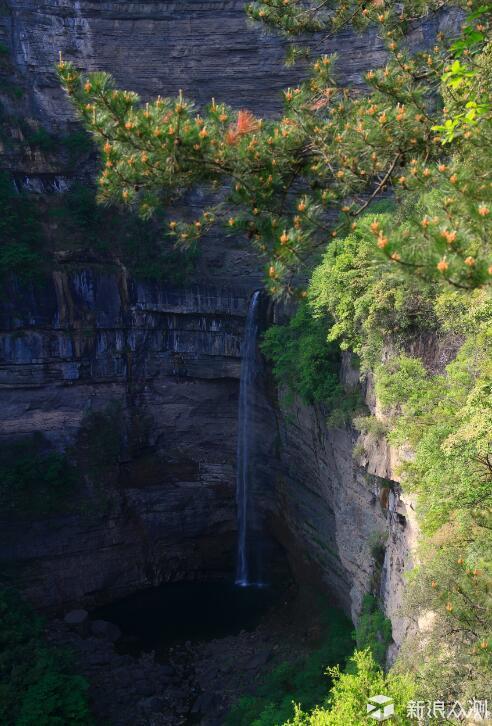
[0,0,428,651]
[262,376,418,658]
[0,271,252,608]
[0,264,416,663]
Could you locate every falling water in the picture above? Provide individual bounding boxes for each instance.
[235,290,262,587]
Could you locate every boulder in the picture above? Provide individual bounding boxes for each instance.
[90,619,122,642]
[64,609,89,636]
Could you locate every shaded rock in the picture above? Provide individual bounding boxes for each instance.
[64,609,89,635]
[191,691,217,715]
[244,649,273,670]
[158,663,176,679]
[91,619,122,642]
[139,696,165,715]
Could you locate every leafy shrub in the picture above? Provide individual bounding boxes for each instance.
[49,183,198,281]
[367,289,492,701]
[396,535,491,705]
[24,127,57,153]
[0,172,43,281]
[0,166,196,284]
[0,435,77,514]
[0,242,41,278]
[352,416,387,438]
[261,302,341,406]
[62,130,93,160]
[355,595,392,668]
[0,586,93,725]
[375,292,492,533]
[285,649,415,725]
[0,80,24,99]
[308,209,438,370]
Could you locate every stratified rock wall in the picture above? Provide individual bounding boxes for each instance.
[0,271,249,609]
[0,0,439,648]
[264,389,417,656]
[0,0,394,194]
[2,0,387,128]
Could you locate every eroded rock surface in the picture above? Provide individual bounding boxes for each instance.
[0,0,456,665]
[0,272,249,609]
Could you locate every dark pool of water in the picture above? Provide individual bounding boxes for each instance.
[93,581,281,660]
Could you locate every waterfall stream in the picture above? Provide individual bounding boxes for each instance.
[235,290,262,587]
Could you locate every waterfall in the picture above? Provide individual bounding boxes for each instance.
[235,290,262,587]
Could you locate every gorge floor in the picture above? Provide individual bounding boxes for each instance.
[47,581,350,725]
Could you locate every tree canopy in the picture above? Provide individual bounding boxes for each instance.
[57,0,491,295]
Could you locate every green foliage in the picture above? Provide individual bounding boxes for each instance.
[22,125,92,156]
[284,649,415,725]
[53,183,106,239]
[62,129,93,159]
[375,290,492,533]
[396,533,491,705]
[324,389,364,429]
[246,0,471,36]
[0,172,43,281]
[0,586,93,725]
[0,435,77,514]
[433,6,492,143]
[302,176,491,698]
[352,416,387,438]
[308,210,437,369]
[0,242,41,279]
[24,127,57,153]
[261,301,364,426]
[57,2,491,294]
[0,80,24,99]
[370,290,492,701]
[0,139,195,283]
[261,303,341,406]
[303,209,492,704]
[10,0,489,715]
[120,224,198,283]
[49,183,198,282]
[355,595,392,668]
[226,608,354,726]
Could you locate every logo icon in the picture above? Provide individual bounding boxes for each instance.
[367,695,394,721]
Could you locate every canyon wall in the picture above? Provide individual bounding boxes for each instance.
[0,271,251,608]
[262,374,418,657]
[0,0,442,649]
[0,264,415,660]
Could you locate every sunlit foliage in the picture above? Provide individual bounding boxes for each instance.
[57,1,491,294]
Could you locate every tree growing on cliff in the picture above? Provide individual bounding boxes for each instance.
[57,0,491,296]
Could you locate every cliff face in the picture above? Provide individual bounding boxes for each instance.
[2,0,388,125]
[0,0,426,646]
[0,0,395,192]
[0,267,414,656]
[265,382,417,657]
[0,271,252,608]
